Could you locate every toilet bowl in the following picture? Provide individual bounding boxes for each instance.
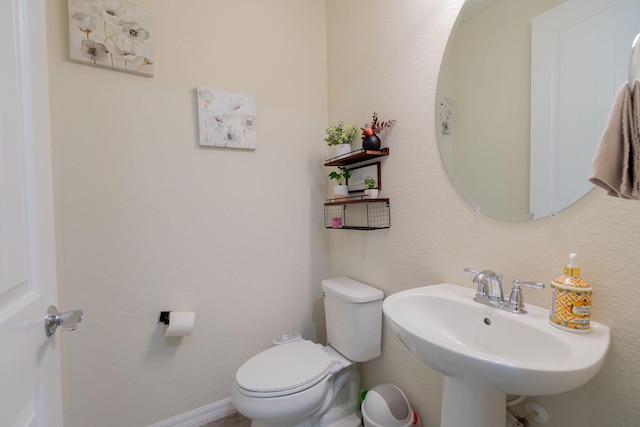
[231,341,361,427]
[231,277,384,427]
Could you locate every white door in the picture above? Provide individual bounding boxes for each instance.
[0,0,75,426]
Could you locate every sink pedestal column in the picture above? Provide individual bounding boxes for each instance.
[441,377,506,427]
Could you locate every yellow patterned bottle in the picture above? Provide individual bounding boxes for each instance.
[549,253,592,332]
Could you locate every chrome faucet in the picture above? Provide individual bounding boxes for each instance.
[463,268,544,314]
[463,268,504,306]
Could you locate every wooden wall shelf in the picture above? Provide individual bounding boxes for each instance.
[324,148,389,167]
[324,148,391,230]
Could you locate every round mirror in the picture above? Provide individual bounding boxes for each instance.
[436,0,637,221]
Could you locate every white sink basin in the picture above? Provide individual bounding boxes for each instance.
[383,283,610,426]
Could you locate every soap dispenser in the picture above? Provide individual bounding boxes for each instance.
[549,253,592,332]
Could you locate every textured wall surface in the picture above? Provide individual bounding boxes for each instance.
[327,0,640,426]
[47,1,329,425]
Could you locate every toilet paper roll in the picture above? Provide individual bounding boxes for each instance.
[165,311,196,337]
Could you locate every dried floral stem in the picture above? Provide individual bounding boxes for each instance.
[362,111,396,137]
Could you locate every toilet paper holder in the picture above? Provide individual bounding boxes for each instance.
[157,311,197,337]
[158,311,171,325]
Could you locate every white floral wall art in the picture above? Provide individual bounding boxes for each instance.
[197,86,257,150]
[68,0,154,76]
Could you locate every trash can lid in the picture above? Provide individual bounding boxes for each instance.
[362,384,413,427]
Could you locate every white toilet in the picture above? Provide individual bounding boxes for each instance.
[231,277,384,427]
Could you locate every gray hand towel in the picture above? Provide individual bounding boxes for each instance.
[588,80,640,199]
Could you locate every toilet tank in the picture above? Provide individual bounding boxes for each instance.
[321,277,384,362]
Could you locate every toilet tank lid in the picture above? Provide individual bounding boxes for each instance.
[321,277,384,303]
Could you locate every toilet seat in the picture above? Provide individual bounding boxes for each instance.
[235,340,333,397]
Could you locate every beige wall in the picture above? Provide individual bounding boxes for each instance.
[47,0,329,425]
[328,1,640,427]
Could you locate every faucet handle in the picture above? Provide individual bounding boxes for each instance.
[512,279,545,289]
[506,279,545,314]
[462,268,480,276]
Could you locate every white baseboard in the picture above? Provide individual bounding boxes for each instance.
[148,397,236,427]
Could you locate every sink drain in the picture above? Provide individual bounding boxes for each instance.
[483,317,491,325]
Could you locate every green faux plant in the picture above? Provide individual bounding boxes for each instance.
[364,177,376,190]
[328,166,351,185]
[324,121,359,146]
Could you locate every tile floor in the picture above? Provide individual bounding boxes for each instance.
[200,412,251,427]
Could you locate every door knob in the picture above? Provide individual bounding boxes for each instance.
[44,305,84,337]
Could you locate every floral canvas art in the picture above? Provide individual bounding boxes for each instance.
[68,0,154,76]
[197,86,257,150]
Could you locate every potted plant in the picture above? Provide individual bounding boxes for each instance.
[364,176,378,199]
[361,112,396,150]
[325,121,359,159]
[328,166,351,199]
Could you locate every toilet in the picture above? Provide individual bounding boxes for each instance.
[231,277,384,427]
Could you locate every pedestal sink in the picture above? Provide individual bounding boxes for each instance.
[383,283,610,427]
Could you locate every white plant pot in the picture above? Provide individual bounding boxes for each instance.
[328,144,352,160]
[364,189,379,199]
[333,185,349,199]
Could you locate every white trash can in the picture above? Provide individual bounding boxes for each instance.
[361,384,420,427]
